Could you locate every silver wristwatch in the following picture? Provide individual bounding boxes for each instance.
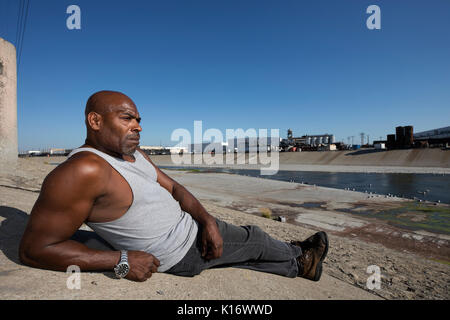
[114,250,130,278]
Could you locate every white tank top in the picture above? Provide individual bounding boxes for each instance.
[68,147,198,272]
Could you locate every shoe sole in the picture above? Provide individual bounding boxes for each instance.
[313,231,329,282]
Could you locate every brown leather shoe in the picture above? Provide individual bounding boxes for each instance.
[291,231,329,281]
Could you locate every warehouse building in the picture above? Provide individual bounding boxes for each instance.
[413,126,450,147]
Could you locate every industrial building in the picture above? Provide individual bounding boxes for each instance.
[280,129,337,151]
[19,148,72,157]
[188,141,227,154]
[226,137,280,153]
[49,148,66,155]
[318,144,337,151]
[380,125,414,149]
[413,126,450,147]
[188,137,280,154]
[140,146,168,154]
[303,134,335,146]
[284,129,335,147]
[374,143,386,150]
[141,145,187,155]
[382,125,450,149]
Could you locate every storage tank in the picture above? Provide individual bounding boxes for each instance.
[306,137,311,145]
[396,126,405,148]
[404,126,413,147]
[330,135,335,144]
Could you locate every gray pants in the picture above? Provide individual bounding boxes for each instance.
[166,219,302,278]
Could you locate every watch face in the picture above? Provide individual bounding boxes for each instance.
[115,263,130,277]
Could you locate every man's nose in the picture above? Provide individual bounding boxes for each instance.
[132,119,142,132]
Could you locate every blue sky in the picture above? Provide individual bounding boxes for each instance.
[1,0,449,150]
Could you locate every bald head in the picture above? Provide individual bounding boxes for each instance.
[85,90,134,118]
[83,90,142,156]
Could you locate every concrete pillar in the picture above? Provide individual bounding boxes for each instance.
[0,37,18,167]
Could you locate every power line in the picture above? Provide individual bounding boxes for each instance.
[14,0,31,71]
[1,0,6,35]
[5,0,11,37]
[15,0,24,46]
[17,0,30,69]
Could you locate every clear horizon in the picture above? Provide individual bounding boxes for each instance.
[1,0,449,151]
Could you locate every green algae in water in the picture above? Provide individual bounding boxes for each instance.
[365,204,450,235]
[431,259,450,266]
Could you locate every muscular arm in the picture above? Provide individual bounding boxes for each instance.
[19,157,121,271]
[19,154,160,281]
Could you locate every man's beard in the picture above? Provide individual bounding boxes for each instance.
[121,134,140,155]
[121,145,137,156]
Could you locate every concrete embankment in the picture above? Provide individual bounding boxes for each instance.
[277,148,450,168]
[151,149,450,174]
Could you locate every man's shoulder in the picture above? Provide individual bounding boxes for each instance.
[136,147,158,166]
[51,151,112,183]
[136,147,150,160]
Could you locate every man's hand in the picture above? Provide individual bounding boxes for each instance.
[125,251,160,282]
[201,220,223,261]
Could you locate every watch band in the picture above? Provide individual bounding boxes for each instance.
[114,250,130,278]
[120,250,128,263]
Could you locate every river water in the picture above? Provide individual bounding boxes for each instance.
[162,166,450,204]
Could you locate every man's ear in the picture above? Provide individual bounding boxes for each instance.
[87,112,102,131]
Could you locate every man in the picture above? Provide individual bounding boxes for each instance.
[19,90,329,282]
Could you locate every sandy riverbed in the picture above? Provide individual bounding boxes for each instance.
[0,156,449,299]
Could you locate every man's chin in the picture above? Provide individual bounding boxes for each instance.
[122,146,138,156]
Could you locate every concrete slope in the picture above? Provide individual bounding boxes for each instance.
[152,149,450,168]
[278,149,450,168]
[0,186,380,300]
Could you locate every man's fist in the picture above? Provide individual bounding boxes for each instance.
[125,251,160,282]
[201,220,223,261]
